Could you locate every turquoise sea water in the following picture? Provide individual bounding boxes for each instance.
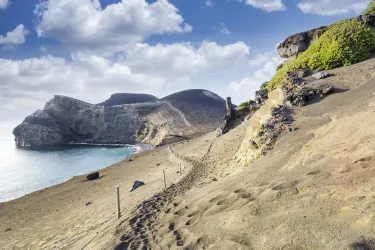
[0,128,138,202]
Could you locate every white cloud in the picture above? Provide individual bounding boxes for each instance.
[206,0,213,7]
[214,23,231,36]
[34,0,192,55]
[0,0,10,9]
[0,41,251,124]
[0,25,29,48]
[238,0,286,12]
[123,41,249,78]
[297,0,371,16]
[228,53,284,102]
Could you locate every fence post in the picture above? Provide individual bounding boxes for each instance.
[116,186,121,219]
[163,170,166,188]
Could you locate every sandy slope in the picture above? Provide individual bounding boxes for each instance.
[108,57,375,249]
[2,57,375,249]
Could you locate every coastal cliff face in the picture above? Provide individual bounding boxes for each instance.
[13,110,63,147]
[13,95,139,147]
[13,90,227,147]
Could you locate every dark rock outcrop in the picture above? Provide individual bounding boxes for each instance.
[257,105,292,155]
[220,97,235,136]
[277,26,327,58]
[255,90,268,104]
[358,14,375,28]
[282,81,333,107]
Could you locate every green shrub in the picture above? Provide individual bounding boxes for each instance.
[365,0,375,14]
[237,100,253,109]
[267,19,375,91]
[260,82,269,91]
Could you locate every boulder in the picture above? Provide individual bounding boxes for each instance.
[312,71,330,79]
[87,172,100,181]
[277,26,327,58]
[255,90,268,104]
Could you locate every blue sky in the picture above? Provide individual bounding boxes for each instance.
[0,0,372,126]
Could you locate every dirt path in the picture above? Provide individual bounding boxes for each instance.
[112,142,214,249]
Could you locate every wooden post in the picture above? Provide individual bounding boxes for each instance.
[116,186,121,219]
[163,170,166,188]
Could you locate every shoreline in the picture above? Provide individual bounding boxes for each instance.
[0,142,154,203]
[0,141,187,249]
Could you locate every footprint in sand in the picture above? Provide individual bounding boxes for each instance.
[185,217,199,226]
[271,181,299,191]
[234,189,253,199]
[217,196,238,206]
[354,156,375,164]
[307,170,320,175]
[209,194,229,203]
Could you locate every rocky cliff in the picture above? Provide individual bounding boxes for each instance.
[13,90,227,147]
[13,95,139,147]
[277,26,327,59]
[277,14,375,59]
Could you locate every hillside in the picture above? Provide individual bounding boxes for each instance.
[98,93,159,107]
[162,89,228,129]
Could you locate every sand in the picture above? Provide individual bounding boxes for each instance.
[2,57,375,249]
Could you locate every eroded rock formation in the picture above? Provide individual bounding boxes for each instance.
[277,26,327,58]
[13,90,228,147]
[13,95,139,147]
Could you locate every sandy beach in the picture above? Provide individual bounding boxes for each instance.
[1,57,375,249]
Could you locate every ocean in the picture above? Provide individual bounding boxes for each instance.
[0,127,139,202]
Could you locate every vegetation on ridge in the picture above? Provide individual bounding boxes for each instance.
[365,0,375,14]
[237,99,254,109]
[267,19,375,91]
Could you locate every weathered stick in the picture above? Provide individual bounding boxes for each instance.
[116,186,121,219]
[163,170,166,188]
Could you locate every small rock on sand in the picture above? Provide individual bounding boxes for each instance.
[87,172,99,181]
[177,240,184,246]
